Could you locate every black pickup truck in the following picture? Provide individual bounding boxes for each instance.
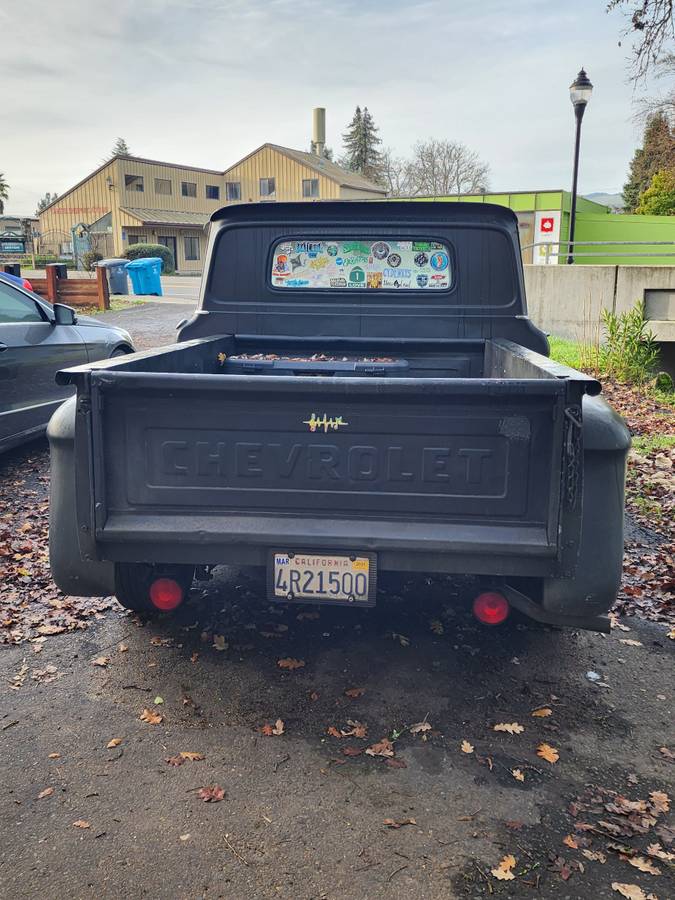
[48,201,630,632]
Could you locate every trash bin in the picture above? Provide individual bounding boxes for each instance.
[98,258,129,295]
[125,257,163,296]
[47,262,68,279]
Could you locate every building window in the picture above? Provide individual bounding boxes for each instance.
[206,184,220,200]
[127,234,148,245]
[181,181,197,198]
[259,177,276,197]
[124,174,144,192]
[226,182,241,201]
[302,178,319,198]
[155,178,172,195]
[184,236,200,261]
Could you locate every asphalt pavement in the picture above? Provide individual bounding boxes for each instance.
[1,301,673,900]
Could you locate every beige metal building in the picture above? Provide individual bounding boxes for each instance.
[38,113,386,273]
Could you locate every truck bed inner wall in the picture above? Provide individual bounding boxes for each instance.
[74,336,594,577]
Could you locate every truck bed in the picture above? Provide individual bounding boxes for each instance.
[59,334,598,579]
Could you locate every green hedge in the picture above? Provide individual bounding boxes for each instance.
[123,242,175,274]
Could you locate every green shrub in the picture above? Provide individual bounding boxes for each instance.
[123,242,175,274]
[82,250,103,272]
[599,300,660,385]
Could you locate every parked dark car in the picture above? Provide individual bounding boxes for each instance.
[49,202,630,632]
[0,274,134,452]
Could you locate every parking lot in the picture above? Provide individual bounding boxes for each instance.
[1,302,673,900]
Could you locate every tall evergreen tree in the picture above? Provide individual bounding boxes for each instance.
[341,106,384,183]
[35,191,59,214]
[0,172,8,214]
[623,111,675,211]
[111,137,131,157]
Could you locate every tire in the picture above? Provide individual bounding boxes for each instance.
[114,562,195,614]
[111,347,131,357]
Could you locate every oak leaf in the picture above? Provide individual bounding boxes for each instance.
[277,658,305,670]
[140,707,163,725]
[326,726,342,738]
[563,835,578,849]
[619,639,643,647]
[344,687,365,698]
[365,738,395,758]
[341,746,364,757]
[197,785,225,802]
[410,720,432,735]
[429,619,444,635]
[531,707,553,717]
[582,849,607,863]
[383,817,417,828]
[494,722,524,735]
[342,720,367,738]
[213,635,228,652]
[106,738,122,749]
[649,791,670,814]
[626,856,661,876]
[48,753,61,759]
[512,768,525,782]
[646,843,675,862]
[92,656,110,667]
[537,742,559,763]
[611,884,658,900]
[385,757,407,769]
[37,787,54,799]
[180,751,205,761]
[166,755,185,767]
[461,740,474,754]
[491,854,517,880]
[72,820,90,829]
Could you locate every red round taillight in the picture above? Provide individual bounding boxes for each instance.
[149,577,184,611]
[473,591,510,625]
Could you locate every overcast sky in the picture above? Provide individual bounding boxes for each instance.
[0,0,660,214]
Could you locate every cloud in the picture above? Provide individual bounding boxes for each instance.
[1,0,657,213]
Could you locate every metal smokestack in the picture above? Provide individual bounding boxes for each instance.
[312,107,326,156]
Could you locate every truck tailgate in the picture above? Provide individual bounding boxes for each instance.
[81,371,579,571]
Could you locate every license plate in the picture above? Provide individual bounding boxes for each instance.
[269,551,376,606]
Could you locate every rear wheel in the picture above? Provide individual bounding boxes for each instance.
[114,562,195,614]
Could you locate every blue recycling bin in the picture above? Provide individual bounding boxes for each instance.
[125,257,163,296]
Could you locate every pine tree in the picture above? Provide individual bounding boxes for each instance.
[341,106,384,182]
[35,191,58,214]
[623,112,675,211]
[111,137,131,157]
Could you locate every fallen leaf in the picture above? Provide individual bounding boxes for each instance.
[494,722,524,735]
[180,751,205,761]
[118,643,128,653]
[190,652,199,663]
[106,738,122,749]
[261,719,284,736]
[491,854,517,881]
[212,635,228,652]
[48,753,61,759]
[309,691,319,701]
[626,856,661,876]
[505,820,524,830]
[537,742,559,763]
[166,755,185,767]
[512,768,525,782]
[326,726,342,738]
[383,817,417,829]
[429,619,444,635]
[344,687,365,698]
[197,785,225,802]
[650,791,670,814]
[277,658,305,670]
[365,738,395,758]
[385,757,407,769]
[154,696,164,705]
[37,787,54,799]
[668,627,675,640]
[611,883,657,900]
[342,720,368,738]
[646,843,675,862]
[461,740,474,754]
[72,820,90,829]
[91,656,110,667]
[391,632,410,647]
[582,849,607,863]
[179,833,191,841]
[619,639,644,647]
[658,746,675,761]
[532,707,553,718]
[140,707,163,725]
[410,720,432,735]
[341,746,364,757]
[563,834,579,849]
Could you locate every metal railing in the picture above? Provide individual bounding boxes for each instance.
[521,239,675,264]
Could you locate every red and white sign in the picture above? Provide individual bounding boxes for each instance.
[533,211,561,265]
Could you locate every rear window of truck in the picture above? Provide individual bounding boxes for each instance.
[270,239,452,291]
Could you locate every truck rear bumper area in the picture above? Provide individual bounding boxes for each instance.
[98,513,555,575]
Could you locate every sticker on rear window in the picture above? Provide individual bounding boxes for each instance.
[270,239,450,290]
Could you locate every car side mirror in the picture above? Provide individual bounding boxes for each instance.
[53,303,77,325]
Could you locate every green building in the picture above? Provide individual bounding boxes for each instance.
[407,190,675,265]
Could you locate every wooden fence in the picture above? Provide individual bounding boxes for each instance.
[30,266,110,311]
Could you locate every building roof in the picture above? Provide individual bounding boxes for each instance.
[120,208,210,227]
[224,143,388,195]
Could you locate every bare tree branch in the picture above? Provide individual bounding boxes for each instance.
[608,1,675,78]
[405,139,490,196]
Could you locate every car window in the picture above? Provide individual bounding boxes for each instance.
[0,281,45,323]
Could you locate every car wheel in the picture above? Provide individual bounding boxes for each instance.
[111,347,131,357]
[114,562,195,615]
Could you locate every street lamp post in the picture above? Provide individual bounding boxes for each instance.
[567,68,593,265]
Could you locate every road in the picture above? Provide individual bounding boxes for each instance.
[1,301,673,900]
